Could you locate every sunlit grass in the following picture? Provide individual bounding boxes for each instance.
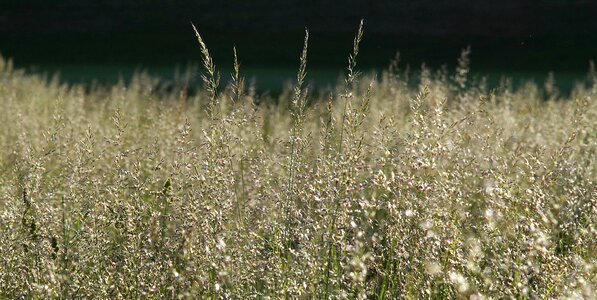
[0,23,595,298]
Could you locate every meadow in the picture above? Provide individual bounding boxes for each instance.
[0,24,595,299]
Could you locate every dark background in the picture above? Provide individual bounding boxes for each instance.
[1,0,596,90]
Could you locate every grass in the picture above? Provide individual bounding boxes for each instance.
[0,23,595,299]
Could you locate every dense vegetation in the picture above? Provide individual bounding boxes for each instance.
[0,25,595,299]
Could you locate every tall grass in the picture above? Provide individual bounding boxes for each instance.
[0,24,595,299]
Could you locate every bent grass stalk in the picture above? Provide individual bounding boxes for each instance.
[191,22,220,116]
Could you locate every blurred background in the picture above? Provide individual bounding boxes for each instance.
[1,0,596,92]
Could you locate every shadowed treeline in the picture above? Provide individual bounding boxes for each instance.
[2,0,596,67]
[1,0,595,91]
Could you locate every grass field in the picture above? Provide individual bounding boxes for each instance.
[0,25,595,298]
